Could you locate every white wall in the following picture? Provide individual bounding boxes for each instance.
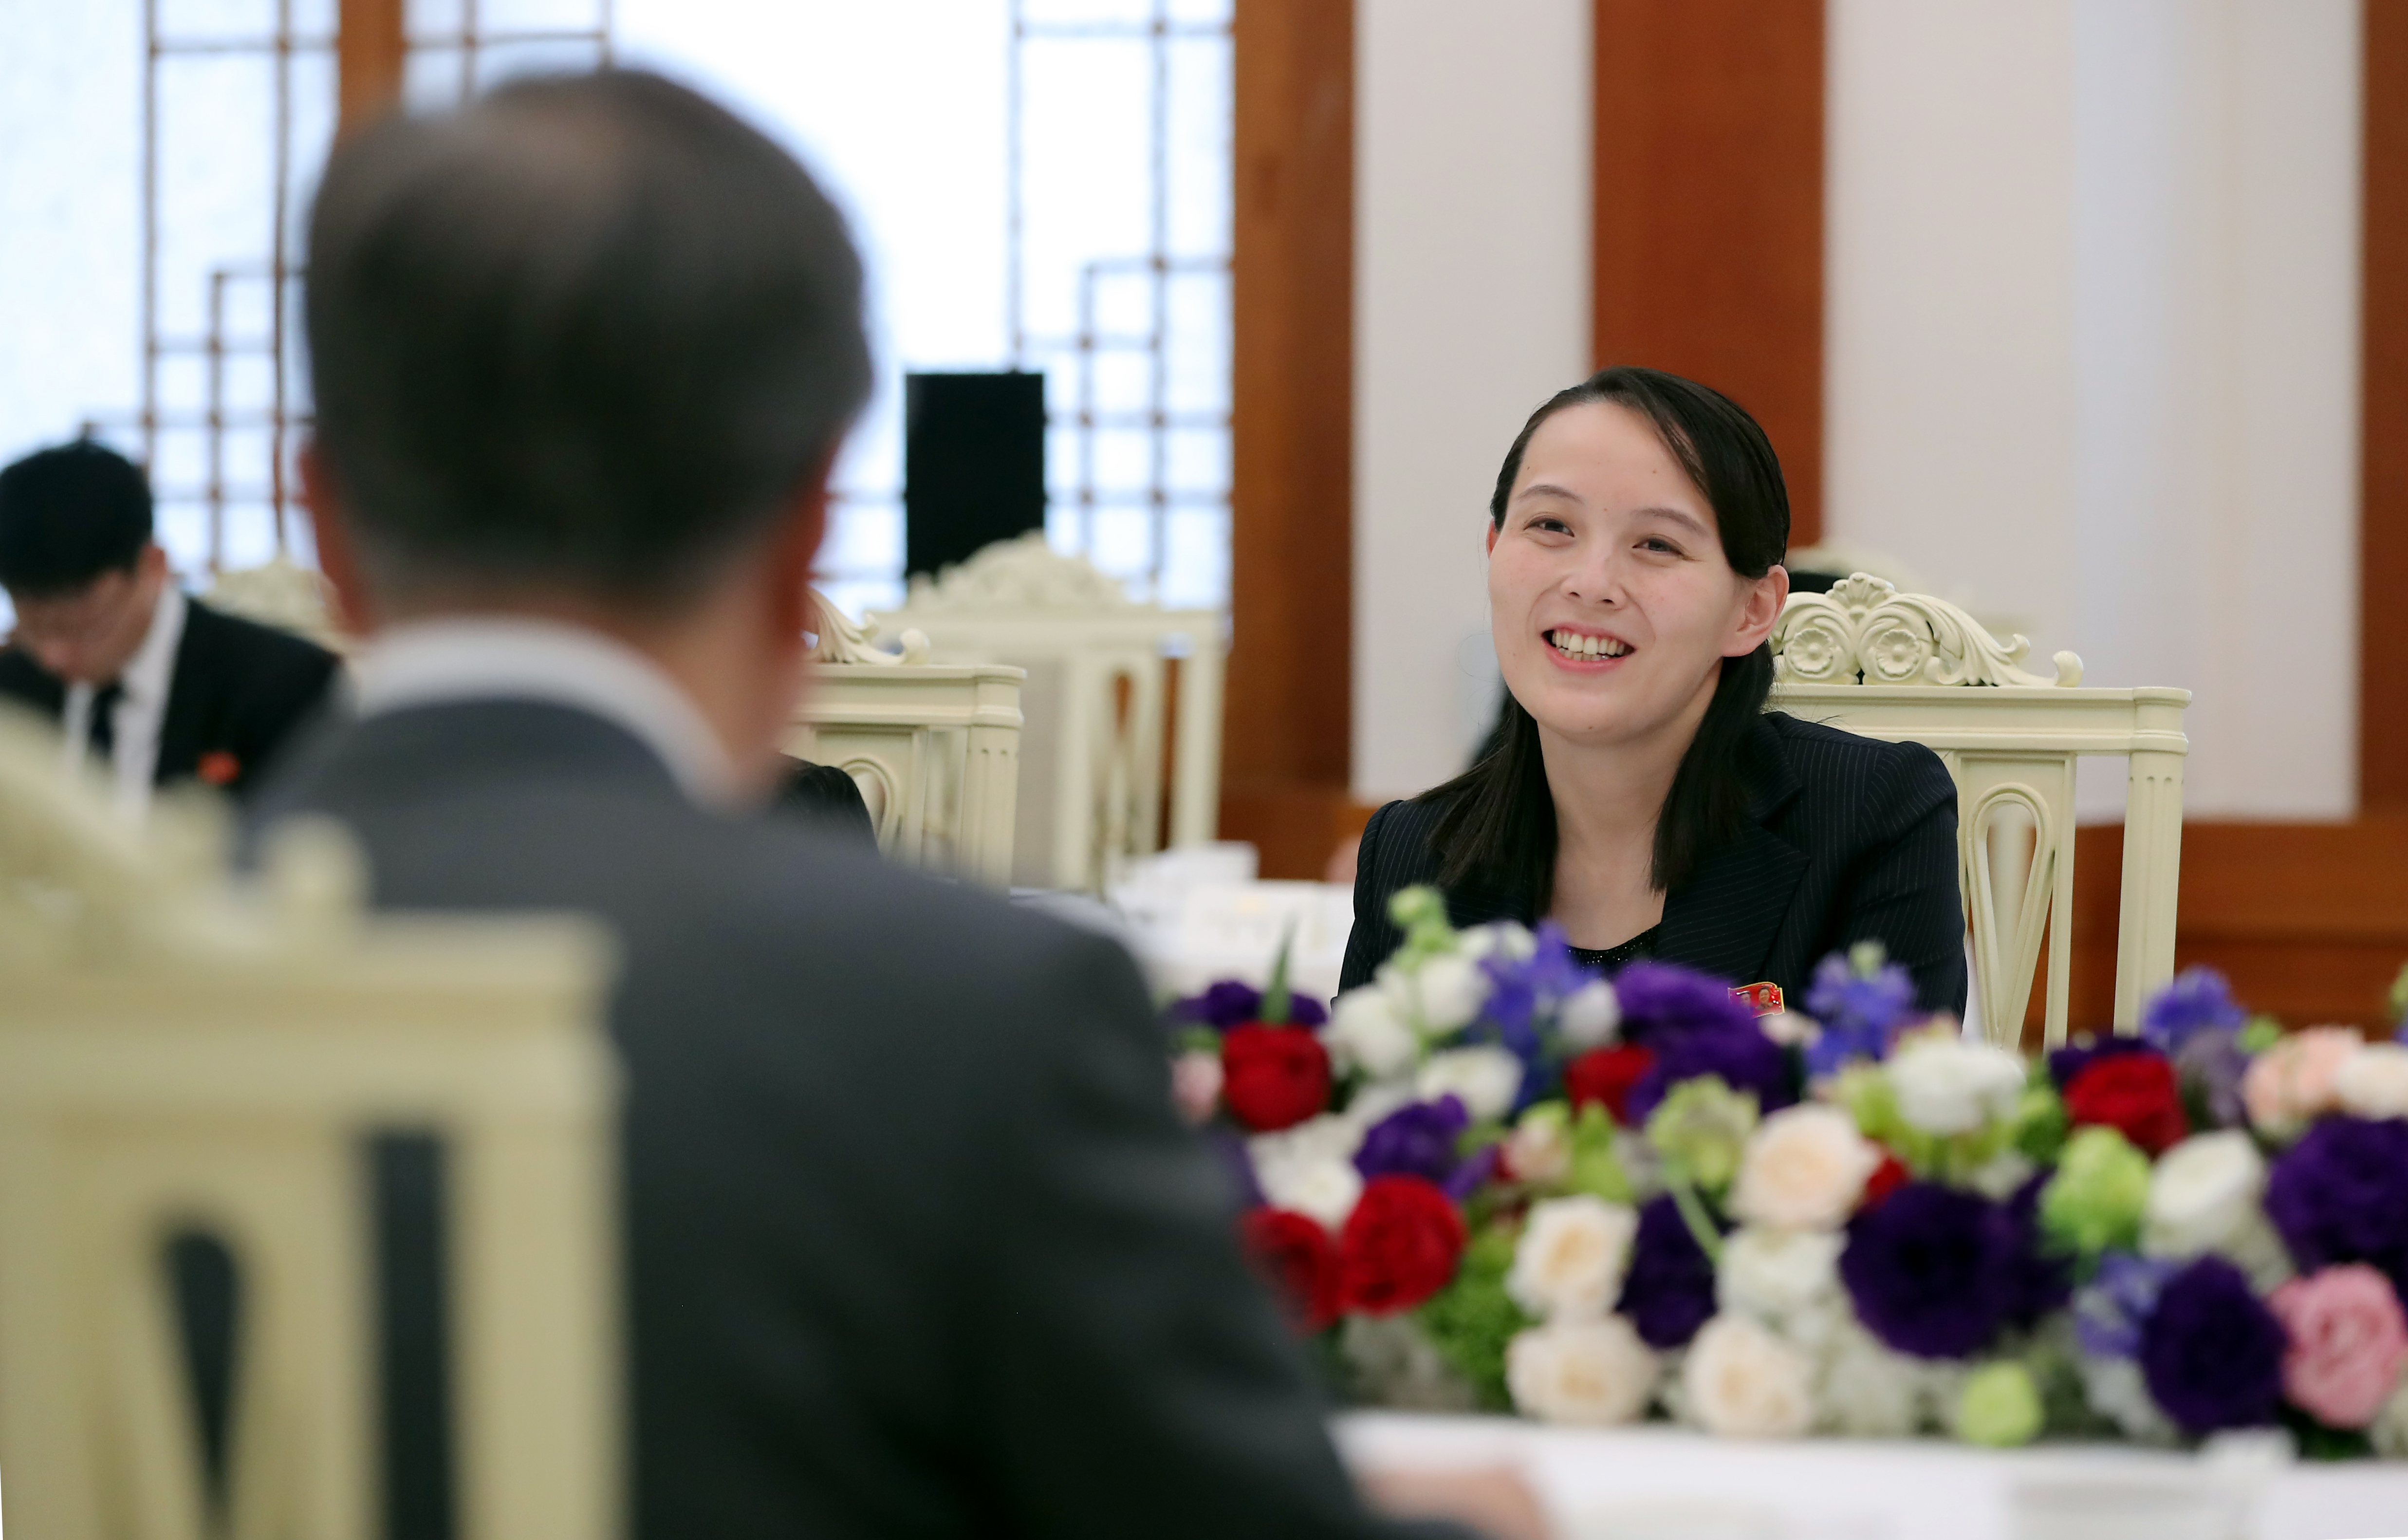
[1827,0,2361,820]
[1353,0,1592,802]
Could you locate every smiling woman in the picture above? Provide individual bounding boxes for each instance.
[1338,366,1967,1015]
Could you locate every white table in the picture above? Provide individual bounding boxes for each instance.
[1335,1412,2408,1540]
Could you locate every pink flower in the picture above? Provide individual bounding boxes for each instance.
[2267,1264,2408,1428]
[1170,1049,1223,1126]
[2241,1026,2362,1137]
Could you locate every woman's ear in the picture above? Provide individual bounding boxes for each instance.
[1724,564,1790,658]
[1484,520,1500,557]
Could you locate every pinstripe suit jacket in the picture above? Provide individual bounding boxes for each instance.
[1339,712,1968,1015]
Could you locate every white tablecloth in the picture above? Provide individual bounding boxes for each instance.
[1334,1412,2408,1540]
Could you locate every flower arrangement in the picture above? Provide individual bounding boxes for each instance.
[1167,887,2408,1455]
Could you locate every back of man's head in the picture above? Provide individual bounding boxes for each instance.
[0,441,154,599]
[304,70,870,613]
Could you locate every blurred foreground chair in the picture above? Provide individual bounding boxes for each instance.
[1769,574,2190,1048]
[0,707,618,1539]
[788,591,1025,888]
[204,554,351,654]
[871,533,1225,892]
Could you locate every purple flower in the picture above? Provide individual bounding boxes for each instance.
[1167,979,1325,1030]
[2074,1251,2181,1359]
[2265,1116,2408,1298]
[1998,1173,2073,1328]
[1477,921,1595,1061]
[1615,1193,1723,1349]
[2140,967,2246,1053]
[2138,1256,2287,1434]
[1625,1019,1797,1126]
[1354,1096,1470,1185]
[1613,961,1759,1046]
[1807,948,1916,1033]
[1839,1182,2018,1359]
[2172,1026,2252,1129]
[2046,1033,2160,1092]
[1442,1143,1499,1202]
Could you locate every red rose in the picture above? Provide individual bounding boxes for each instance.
[2065,1052,2188,1155]
[1240,1207,1340,1333]
[1220,1025,1332,1132]
[1336,1174,1466,1316]
[1564,1043,1657,1125]
[1860,1149,1910,1210]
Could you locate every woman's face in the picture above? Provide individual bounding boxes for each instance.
[1486,400,1787,752]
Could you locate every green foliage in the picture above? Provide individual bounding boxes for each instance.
[1415,1222,1529,1411]
[1644,1075,1759,1196]
[1387,886,1460,967]
[1957,1361,2044,1447]
[2039,1126,2150,1255]
[1565,1103,1633,1202]
[2009,1081,2070,1166]
[2240,1015,2285,1055]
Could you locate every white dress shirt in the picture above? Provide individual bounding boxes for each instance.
[351,616,736,805]
[62,581,187,821]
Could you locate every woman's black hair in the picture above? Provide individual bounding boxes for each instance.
[1424,365,1790,914]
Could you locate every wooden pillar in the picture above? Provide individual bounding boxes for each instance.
[337,0,408,138]
[1223,0,1358,876]
[2365,2,2408,809]
[1592,0,1826,546]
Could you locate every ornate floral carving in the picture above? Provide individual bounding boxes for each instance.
[807,589,928,666]
[889,532,1134,613]
[1772,573,2081,688]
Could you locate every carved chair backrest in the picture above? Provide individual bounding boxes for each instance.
[204,556,352,654]
[792,591,1026,888]
[1768,575,2190,1047]
[870,535,1226,893]
[0,709,620,1540]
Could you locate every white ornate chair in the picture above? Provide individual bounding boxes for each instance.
[870,534,1226,893]
[788,592,1025,889]
[1769,575,2191,1048]
[0,708,619,1539]
[204,555,351,653]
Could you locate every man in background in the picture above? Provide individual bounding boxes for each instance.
[0,440,340,812]
[260,70,1541,1540]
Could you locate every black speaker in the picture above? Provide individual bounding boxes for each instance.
[904,371,1047,580]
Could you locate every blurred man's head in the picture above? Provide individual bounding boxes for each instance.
[0,440,170,685]
[301,70,870,782]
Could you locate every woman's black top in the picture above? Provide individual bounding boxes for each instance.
[1568,925,1660,975]
[1340,712,1967,1015]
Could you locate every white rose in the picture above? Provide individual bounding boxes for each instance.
[1326,987,1420,1079]
[1345,1079,1419,1134]
[1684,1314,1817,1439]
[1248,1112,1360,1170]
[2142,1132,2293,1291]
[1248,1114,1365,1229]
[1729,1104,1880,1230]
[2337,1041,2408,1120]
[2080,1357,2180,1446]
[1816,1325,1932,1438]
[1502,1104,1573,1184]
[1256,1156,1362,1231]
[1507,1195,1639,1320]
[1382,953,1486,1035]
[1170,1049,1223,1126]
[1506,1317,1659,1425]
[1556,979,1621,1051]
[1416,1045,1524,1123]
[1459,921,1537,964]
[1718,1226,1843,1325]
[1886,1037,2027,1135]
[1760,1009,1816,1047]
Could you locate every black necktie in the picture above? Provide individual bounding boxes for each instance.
[88,681,124,762]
